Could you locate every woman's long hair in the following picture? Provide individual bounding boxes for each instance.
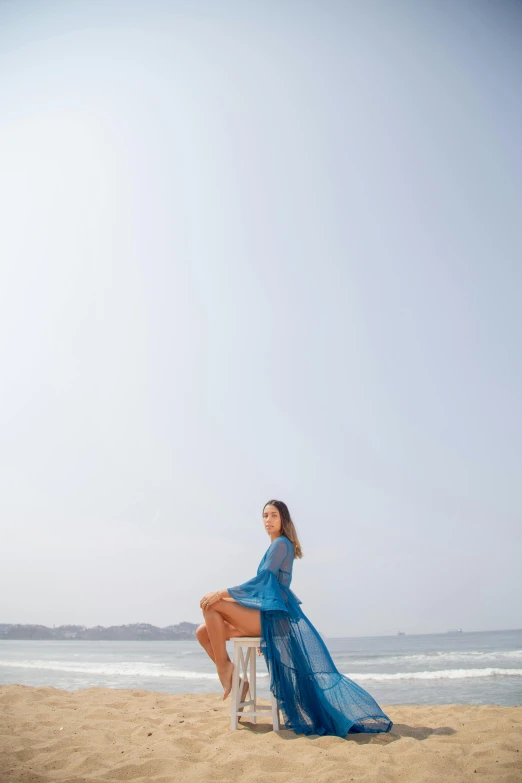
[263,499,303,559]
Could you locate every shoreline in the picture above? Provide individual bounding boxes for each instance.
[1,684,521,782]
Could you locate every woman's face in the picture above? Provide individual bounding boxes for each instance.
[263,504,282,536]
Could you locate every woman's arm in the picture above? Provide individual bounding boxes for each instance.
[223,537,292,613]
[216,538,289,599]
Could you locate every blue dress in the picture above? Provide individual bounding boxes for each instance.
[228,535,392,737]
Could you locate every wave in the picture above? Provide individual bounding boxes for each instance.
[0,660,225,679]
[344,668,522,681]
[1,660,520,682]
[338,650,522,667]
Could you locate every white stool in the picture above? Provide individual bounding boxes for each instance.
[230,637,280,731]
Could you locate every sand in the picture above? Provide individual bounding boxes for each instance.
[1,684,521,783]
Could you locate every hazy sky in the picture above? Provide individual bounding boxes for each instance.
[1,0,521,637]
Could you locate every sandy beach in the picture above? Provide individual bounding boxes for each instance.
[1,684,521,783]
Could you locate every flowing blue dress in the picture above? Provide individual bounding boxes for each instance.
[228,535,392,737]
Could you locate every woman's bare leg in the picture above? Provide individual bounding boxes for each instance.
[195,624,220,663]
[196,622,249,712]
[196,620,243,663]
[196,622,250,714]
[202,600,262,699]
[203,608,235,698]
[212,599,262,637]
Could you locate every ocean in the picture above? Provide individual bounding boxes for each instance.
[1,628,521,706]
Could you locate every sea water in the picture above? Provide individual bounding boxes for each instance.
[1,628,520,706]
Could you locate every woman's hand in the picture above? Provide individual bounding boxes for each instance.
[200,591,220,611]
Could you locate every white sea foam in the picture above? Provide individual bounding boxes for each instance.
[0,660,225,679]
[1,659,519,683]
[360,650,522,665]
[339,651,522,669]
[344,668,522,681]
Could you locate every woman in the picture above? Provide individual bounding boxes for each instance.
[197,499,392,737]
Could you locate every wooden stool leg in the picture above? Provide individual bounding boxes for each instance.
[229,639,278,733]
[230,644,241,730]
[249,645,257,724]
[271,694,280,731]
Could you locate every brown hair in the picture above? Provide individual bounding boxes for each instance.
[263,499,303,559]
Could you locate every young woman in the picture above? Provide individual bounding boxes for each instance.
[197,499,392,737]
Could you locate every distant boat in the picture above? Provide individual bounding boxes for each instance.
[446,628,463,634]
[397,631,406,635]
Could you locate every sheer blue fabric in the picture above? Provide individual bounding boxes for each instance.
[228,536,392,737]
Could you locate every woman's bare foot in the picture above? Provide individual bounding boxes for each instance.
[217,661,234,700]
[237,678,250,722]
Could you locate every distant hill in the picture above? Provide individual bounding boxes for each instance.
[0,622,199,641]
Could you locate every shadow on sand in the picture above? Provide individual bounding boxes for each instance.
[238,720,456,744]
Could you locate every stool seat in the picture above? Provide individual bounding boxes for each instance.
[230,636,280,731]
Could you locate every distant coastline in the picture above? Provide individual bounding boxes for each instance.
[2,624,520,641]
[0,622,199,641]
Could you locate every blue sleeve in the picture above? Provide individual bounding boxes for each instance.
[262,537,291,573]
[227,538,291,612]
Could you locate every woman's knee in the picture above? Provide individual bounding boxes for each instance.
[195,623,208,643]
